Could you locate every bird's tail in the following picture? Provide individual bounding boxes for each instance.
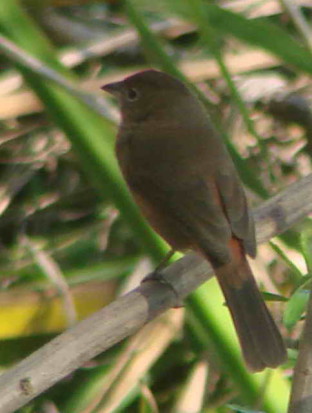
[211,240,286,371]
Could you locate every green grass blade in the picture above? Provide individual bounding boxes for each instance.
[164,1,312,73]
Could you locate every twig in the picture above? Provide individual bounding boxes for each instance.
[0,50,280,121]
[0,19,187,97]
[59,19,185,68]
[0,34,117,121]
[20,235,77,327]
[92,309,183,412]
[288,224,312,412]
[266,92,312,159]
[172,360,208,413]
[288,283,312,412]
[0,174,312,411]
[0,166,36,215]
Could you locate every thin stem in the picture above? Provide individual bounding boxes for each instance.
[280,0,312,53]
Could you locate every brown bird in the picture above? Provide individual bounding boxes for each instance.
[102,69,287,371]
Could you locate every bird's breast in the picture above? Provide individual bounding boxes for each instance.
[116,120,227,194]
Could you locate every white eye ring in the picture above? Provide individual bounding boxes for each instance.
[127,88,139,101]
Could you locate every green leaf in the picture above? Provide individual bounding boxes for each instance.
[284,283,311,330]
[206,5,312,74]
[270,241,303,282]
[300,220,312,273]
[164,1,312,74]
[262,292,287,302]
[227,404,265,413]
[284,221,312,329]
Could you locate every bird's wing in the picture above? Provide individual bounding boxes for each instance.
[215,169,256,258]
[131,175,233,265]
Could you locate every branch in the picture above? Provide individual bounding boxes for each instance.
[0,174,312,411]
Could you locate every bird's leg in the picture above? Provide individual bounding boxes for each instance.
[142,249,175,283]
[142,250,183,307]
[155,249,176,273]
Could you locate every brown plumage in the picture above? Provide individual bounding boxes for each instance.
[102,69,287,371]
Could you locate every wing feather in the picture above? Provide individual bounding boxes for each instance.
[216,170,256,257]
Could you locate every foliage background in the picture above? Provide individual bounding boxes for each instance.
[0,0,312,411]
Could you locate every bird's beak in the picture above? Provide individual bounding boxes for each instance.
[101,81,123,96]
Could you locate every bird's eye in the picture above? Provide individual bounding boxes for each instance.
[127,88,139,101]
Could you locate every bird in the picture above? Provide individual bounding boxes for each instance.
[101,69,287,371]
